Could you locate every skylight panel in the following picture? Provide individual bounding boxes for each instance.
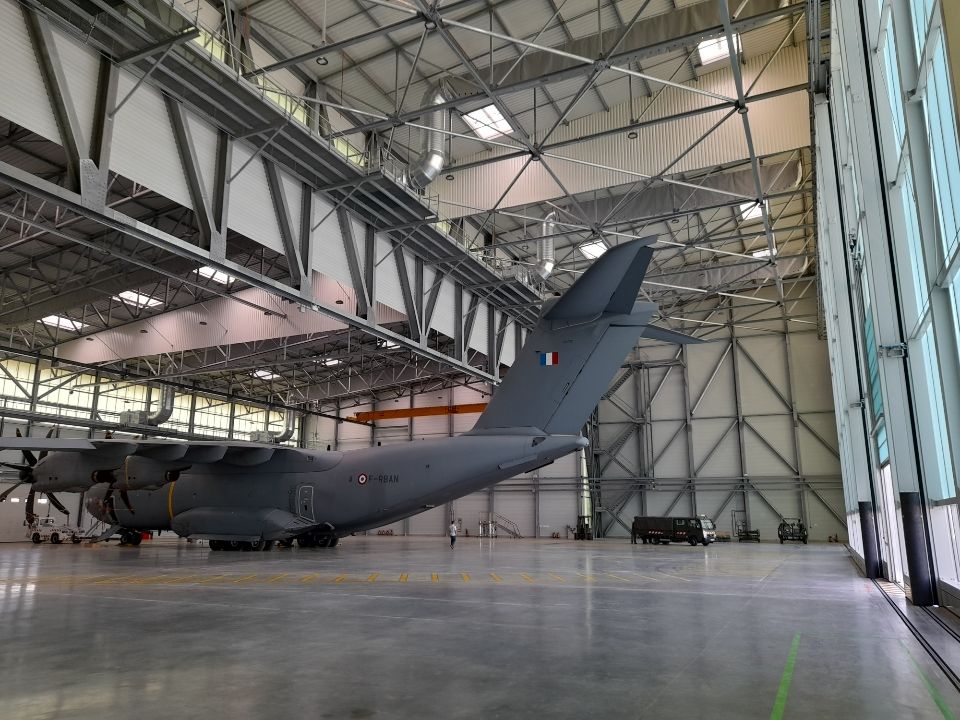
[41,315,86,332]
[462,105,513,140]
[196,266,237,285]
[579,239,608,260]
[751,246,777,259]
[319,358,343,366]
[697,34,740,66]
[114,290,162,308]
[739,201,765,221]
[252,369,279,380]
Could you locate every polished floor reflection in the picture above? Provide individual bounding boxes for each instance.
[0,538,956,719]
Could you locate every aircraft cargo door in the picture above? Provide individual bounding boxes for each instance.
[297,485,315,522]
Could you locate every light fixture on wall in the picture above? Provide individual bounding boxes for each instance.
[445,174,454,181]
[627,131,638,139]
[315,56,328,66]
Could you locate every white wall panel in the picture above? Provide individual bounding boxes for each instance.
[50,25,99,157]
[112,77,193,209]
[454,492,489,535]
[408,505,447,535]
[227,141,282,252]
[374,233,406,316]
[312,194,352,287]
[185,112,220,203]
[429,279,457,339]
[469,299,489,355]
[0,0,61,145]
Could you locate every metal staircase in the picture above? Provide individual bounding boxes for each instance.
[492,513,523,539]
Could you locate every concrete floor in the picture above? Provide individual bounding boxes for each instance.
[0,538,958,720]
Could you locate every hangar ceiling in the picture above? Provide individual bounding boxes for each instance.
[0,0,828,428]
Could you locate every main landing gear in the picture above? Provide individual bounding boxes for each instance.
[295,533,338,548]
[119,530,142,546]
[208,539,276,551]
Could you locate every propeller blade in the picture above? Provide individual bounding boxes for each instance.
[24,488,36,524]
[15,429,37,467]
[119,490,135,515]
[37,428,55,462]
[45,492,71,516]
[0,462,30,472]
[0,483,23,502]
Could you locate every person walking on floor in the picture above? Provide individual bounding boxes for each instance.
[449,521,457,549]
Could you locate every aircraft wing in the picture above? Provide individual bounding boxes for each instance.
[0,438,324,467]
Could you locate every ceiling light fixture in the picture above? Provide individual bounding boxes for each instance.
[315,56,328,66]
[252,369,279,381]
[739,200,765,221]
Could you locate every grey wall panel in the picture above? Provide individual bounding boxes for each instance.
[687,343,736,418]
[493,484,535,537]
[743,417,795,477]
[185,112,220,203]
[311,194,353,287]
[748,489,802,540]
[430,278,457,339]
[0,0,61,145]
[468,298,489,355]
[374,233,407,317]
[691,418,741,477]
[538,489,577,537]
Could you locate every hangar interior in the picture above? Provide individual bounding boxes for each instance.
[1,0,959,717]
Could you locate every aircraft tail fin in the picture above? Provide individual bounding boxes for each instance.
[472,238,691,436]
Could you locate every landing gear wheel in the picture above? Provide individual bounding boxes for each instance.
[31,532,41,544]
[297,536,315,548]
[248,539,263,551]
[51,533,61,545]
[228,540,242,551]
[130,532,142,546]
[328,537,338,548]
[209,540,222,551]
[277,539,293,548]
[119,531,132,545]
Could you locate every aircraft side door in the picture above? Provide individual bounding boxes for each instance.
[297,485,315,522]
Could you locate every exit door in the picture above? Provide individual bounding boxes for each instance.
[297,485,315,522]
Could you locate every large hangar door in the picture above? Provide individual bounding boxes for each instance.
[297,485,315,522]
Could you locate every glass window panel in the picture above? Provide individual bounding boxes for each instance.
[923,39,960,258]
[901,167,928,315]
[920,326,955,500]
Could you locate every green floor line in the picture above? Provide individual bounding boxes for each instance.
[770,633,801,720]
[901,640,958,720]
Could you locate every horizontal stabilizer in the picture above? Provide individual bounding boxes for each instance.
[545,238,655,320]
[641,325,703,344]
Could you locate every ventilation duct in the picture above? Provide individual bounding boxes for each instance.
[535,211,558,280]
[403,79,455,190]
[118,384,175,427]
[249,409,297,444]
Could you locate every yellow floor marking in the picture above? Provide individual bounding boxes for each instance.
[632,574,660,582]
[333,575,347,583]
[196,575,227,584]
[520,573,535,584]
[461,573,471,583]
[367,573,379,583]
[161,576,196,584]
[130,576,167,585]
[431,573,439,583]
[659,572,691,582]
[549,574,566,582]
[93,576,132,584]
[299,574,321,584]
[606,573,631,583]
[577,573,596,582]
[267,574,289,583]
[399,574,408,583]
[489,573,502,583]
[233,575,258,584]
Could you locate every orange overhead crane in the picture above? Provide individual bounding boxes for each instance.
[349,403,488,423]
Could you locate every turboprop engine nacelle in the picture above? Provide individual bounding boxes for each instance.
[32,453,119,493]
[117,455,190,491]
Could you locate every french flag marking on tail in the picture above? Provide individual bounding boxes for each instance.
[540,351,559,366]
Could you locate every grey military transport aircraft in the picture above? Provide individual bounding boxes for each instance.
[0,239,697,550]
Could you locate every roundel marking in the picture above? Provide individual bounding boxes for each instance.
[358,472,368,485]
